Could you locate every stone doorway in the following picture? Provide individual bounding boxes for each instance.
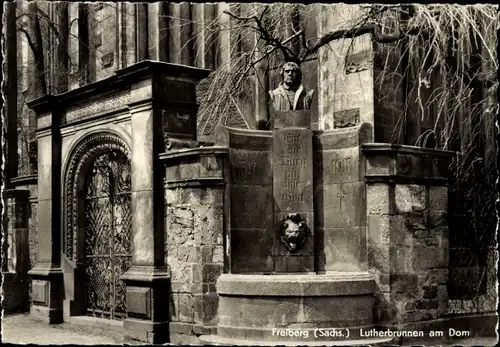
[83,150,132,320]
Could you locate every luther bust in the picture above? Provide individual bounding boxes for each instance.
[269,62,314,111]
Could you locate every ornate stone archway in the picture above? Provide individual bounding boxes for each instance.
[63,132,132,319]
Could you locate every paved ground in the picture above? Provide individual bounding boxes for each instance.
[1,313,498,346]
[1,313,124,345]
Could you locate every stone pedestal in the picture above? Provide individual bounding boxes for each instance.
[27,95,64,324]
[121,266,170,343]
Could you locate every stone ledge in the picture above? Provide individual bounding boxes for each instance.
[217,273,374,296]
[215,125,273,151]
[165,178,225,189]
[9,176,37,186]
[313,123,373,150]
[362,143,456,158]
[365,175,448,186]
[159,146,228,162]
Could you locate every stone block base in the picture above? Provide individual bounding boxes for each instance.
[121,265,170,344]
[30,305,63,324]
[2,272,29,313]
[123,318,170,344]
[201,273,392,345]
[28,264,64,324]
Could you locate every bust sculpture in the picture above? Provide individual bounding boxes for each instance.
[269,62,314,111]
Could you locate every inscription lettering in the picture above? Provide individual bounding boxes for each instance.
[285,146,301,156]
[280,132,309,204]
[233,153,258,178]
[332,158,352,175]
[283,181,304,189]
[281,157,307,166]
[285,133,301,143]
[274,128,313,208]
[282,192,304,203]
[337,191,346,212]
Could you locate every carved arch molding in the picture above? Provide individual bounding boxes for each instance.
[64,132,131,261]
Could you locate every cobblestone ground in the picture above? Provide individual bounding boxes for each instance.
[1,313,124,345]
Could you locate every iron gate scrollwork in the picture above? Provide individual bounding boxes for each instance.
[84,149,132,320]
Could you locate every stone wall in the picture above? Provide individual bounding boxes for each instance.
[317,4,375,132]
[373,41,404,144]
[362,144,454,326]
[162,147,227,344]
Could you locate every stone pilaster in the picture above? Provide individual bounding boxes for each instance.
[119,62,209,344]
[121,82,170,343]
[26,95,64,324]
[2,189,30,313]
[3,189,30,273]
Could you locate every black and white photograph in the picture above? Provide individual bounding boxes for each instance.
[1,2,498,346]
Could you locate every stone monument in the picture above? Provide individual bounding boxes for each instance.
[201,64,390,345]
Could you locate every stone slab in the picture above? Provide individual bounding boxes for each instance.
[230,185,273,230]
[273,110,312,129]
[273,128,314,213]
[315,182,366,228]
[274,255,315,273]
[231,229,274,257]
[316,227,364,272]
[126,287,152,319]
[32,280,49,306]
[231,254,274,274]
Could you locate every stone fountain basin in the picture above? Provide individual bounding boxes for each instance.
[207,272,377,343]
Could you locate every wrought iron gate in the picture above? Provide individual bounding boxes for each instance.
[84,150,132,320]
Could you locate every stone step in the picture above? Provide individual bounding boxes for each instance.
[199,334,394,346]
